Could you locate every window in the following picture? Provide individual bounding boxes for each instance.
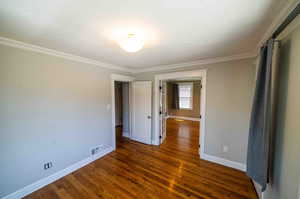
[178,83,193,109]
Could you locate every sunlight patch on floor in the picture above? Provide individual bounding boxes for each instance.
[174,119,184,122]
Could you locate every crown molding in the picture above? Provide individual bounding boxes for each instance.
[0,37,134,73]
[133,52,257,74]
[0,36,257,74]
[1,1,298,74]
[256,0,300,50]
[134,0,299,74]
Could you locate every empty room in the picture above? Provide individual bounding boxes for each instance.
[1,1,300,199]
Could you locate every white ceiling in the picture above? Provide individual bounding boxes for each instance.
[0,0,290,70]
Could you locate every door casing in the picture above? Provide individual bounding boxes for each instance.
[111,74,135,150]
[154,70,207,158]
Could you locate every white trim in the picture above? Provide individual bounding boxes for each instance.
[0,36,258,74]
[110,74,135,82]
[201,153,246,172]
[0,37,133,73]
[133,0,299,74]
[122,131,130,138]
[151,139,160,145]
[2,146,113,199]
[111,74,135,150]
[154,70,207,150]
[167,115,200,121]
[1,0,298,76]
[155,70,247,172]
[256,0,300,50]
[134,52,256,73]
[0,36,256,74]
[0,36,257,74]
[2,0,297,75]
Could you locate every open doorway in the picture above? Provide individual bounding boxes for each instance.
[111,74,152,149]
[114,81,130,148]
[111,74,134,150]
[159,79,201,154]
[154,69,207,156]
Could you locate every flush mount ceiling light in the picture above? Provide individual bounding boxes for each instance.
[118,33,144,53]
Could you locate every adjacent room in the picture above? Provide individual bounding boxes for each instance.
[158,78,202,155]
[167,80,201,120]
[1,1,300,199]
[114,81,130,148]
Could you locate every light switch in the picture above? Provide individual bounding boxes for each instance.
[223,145,229,153]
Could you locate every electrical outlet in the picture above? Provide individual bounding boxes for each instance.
[90,145,104,155]
[44,162,53,170]
[223,145,229,153]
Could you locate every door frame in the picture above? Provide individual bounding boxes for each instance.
[160,81,167,143]
[154,69,207,157]
[111,74,135,150]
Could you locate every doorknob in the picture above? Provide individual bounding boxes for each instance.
[147,116,152,119]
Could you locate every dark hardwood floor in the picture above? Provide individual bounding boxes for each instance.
[25,118,257,199]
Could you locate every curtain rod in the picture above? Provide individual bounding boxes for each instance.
[272,3,300,39]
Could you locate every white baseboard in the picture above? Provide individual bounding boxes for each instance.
[252,180,263,199]
[201,153,246,172]
[122,131,130,138]
[2,146,114,199]
[151,139,160,145]
[167,115,200,121]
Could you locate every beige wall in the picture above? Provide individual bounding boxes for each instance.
[0,41,256,197]
[0,44,128,197]
[135,58,256,164]
[167,81,201,118]
[264,23,300,199]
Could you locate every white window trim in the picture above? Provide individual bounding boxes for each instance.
[178,82,193,110]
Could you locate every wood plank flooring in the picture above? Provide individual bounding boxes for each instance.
[25,118,257,199]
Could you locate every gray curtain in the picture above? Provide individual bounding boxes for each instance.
[247,39,279,191]
[172,83,179,109]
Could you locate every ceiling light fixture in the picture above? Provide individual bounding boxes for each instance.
[118,33,144,53]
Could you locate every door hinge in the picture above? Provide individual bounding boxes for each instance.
[159,86,162,90]
[159,136,162,139]
[159,111,162,115]
[200,115,202,119]
[200,85,203,89]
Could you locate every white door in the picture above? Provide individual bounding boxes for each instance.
[159,81,167,144]
[132,81,152,144]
